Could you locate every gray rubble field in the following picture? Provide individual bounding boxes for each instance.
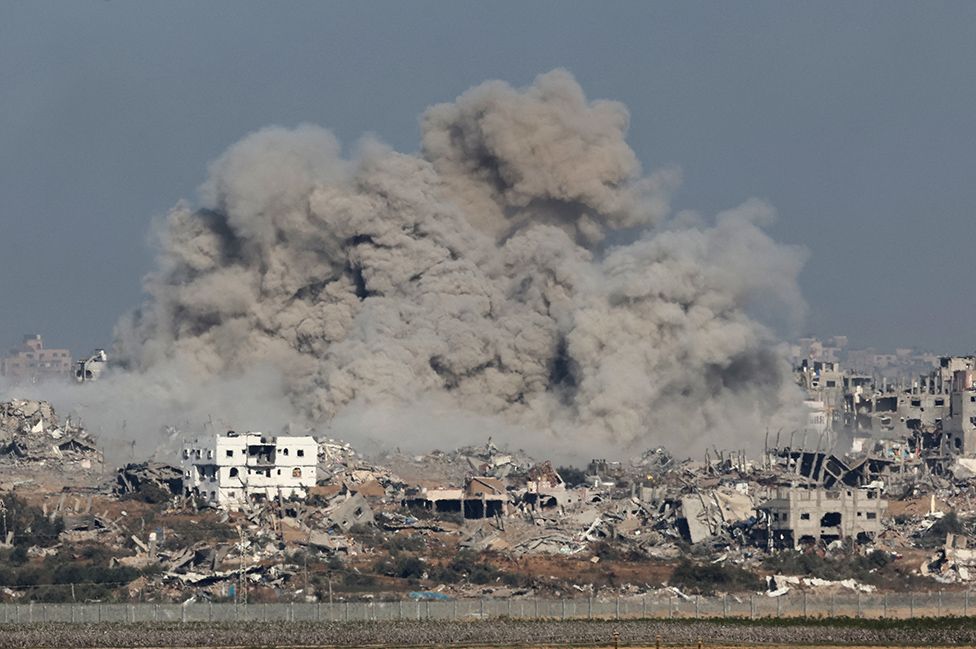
[1,619,975,648]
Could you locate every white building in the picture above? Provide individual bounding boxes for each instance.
[181,431,317,509]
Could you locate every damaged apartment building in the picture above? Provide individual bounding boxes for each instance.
[181,431,317,509]
[758,485,887,549]
[793,354,976,464]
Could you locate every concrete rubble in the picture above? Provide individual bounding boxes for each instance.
[13,350,976,605]
[0,399,100,469]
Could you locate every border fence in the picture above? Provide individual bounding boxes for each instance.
[0,591,974,623]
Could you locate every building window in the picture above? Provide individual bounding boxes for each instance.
[266,469,271,477]
[866,512,877,520]
[230,467,239,478]
[226,449,234,457]
[297,449,304,457]
[293,468,302,478]
[800,513,810,520]
[825,380,836,388]
[228,491,235,498]
[277,469,281,475]
[282,448,289,456]
[183,449,189,459]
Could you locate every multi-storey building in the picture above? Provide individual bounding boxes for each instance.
[0,334,72,382]
[758,486,887,549]
[181,431,317,509]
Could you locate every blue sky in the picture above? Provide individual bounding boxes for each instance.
[2,1,976,355]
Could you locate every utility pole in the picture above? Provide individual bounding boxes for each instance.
[237,526,247,606]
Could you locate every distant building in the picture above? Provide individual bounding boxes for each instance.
[181,431,317,509]
[0,334,72,382]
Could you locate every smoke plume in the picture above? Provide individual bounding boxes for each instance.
[102,69,807,459]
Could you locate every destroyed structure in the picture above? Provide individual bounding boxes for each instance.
[74,349,108,382]
[11,345,976,603]
[0,399,100,470]
[181,431,317,508]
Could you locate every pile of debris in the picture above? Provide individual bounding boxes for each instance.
[0,399,99,467]
[115,462,183,503]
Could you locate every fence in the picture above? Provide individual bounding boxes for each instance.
[0,591,974,623]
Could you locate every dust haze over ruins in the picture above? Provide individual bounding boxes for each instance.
[23,70,810,459]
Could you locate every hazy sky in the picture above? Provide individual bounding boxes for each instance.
[2,1,975,357]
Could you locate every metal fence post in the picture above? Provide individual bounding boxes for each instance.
[98,604,102,624]
[776,595,781,618]
[939,590,943,617]
[830,593,835,618]
[750,595,755,620]
[615,596,620,619]
[669,596,673,619]
[180,604,186,624]
[696,595,700,618]
[910,592,915,618]
[480,599,484,620]
[966,590,970,617]
[724,593,729,617]
[883,592,888,618]
[856,591,861,618]
[803,591,807,617]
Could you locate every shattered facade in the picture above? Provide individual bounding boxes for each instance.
[759,486,887,549]
[74,349,108,383]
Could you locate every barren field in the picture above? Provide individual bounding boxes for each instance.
[4,620,976,648]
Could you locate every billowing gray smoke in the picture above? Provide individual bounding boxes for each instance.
[111,69,807,459]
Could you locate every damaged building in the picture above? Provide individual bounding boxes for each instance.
[403,476,509,519]
[759,486,887,549]
[181,431,317,509]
